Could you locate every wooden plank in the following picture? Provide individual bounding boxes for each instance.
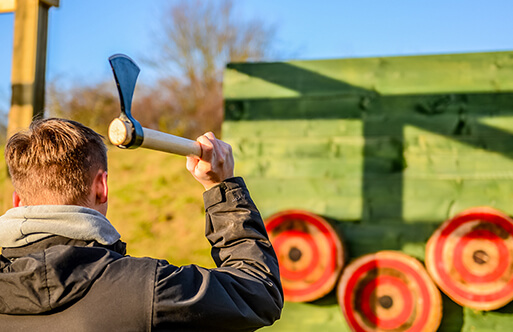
[251,156,394,178]
[229,135,404,161]
[225,93,513,121]
[404,153,513,175]
[244,177,362,220]
[235,158,362,179]
[230,137,364,158]
[224,52,513,101]
[403,124,513,176]
[224,61,370,100]
[8,0,51,138]
[402,178,513,222]
[404,124,513,166]
[246,177,362,200]
[223,119,363,138]
[254,196,363,223]
[225,95,363,121]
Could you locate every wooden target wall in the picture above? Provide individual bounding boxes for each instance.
[426,207,513,311]
[223,51,513,330]
[337,251,442,332]
[265,210,345,302]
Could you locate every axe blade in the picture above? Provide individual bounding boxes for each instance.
[109,53,143,148]
[108,54,202,157]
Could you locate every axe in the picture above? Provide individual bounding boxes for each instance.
[108,54,202,157]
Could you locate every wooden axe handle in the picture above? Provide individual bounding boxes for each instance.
[108,118,202,157]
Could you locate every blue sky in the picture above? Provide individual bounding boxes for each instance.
[1,0,513,115]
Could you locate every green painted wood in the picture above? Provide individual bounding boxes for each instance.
[244,177,362,220]
[462,304,513,332]
[224,93,513,121]
[224,51,513,101]
[235,158,361,178]
[403,179,513,222]
[223,51,513,331]
[231,128,513,222]
[222,119,363,138]
[259,301,350,332]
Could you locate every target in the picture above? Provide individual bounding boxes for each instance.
[338,251,442,332]
[265,210,345,302]
[425,206,513,310]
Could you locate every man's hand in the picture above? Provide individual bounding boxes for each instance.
[186,132,235,191]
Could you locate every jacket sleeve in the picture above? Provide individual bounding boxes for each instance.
[152,177,284,331]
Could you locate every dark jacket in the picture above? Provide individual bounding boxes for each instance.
[0,177,283,331]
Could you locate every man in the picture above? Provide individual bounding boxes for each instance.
[0,118,283,331]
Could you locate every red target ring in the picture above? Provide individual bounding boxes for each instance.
[338,251,442,332]
[426,206,513,310]
[265,210,345,302]
[360,275,413,329]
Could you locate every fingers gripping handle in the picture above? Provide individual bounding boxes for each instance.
[108,118,202,157]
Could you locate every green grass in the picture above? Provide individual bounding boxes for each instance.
[106,147,213,267]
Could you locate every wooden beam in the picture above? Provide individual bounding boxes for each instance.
[7,0,57,138]
[4,0,59,211]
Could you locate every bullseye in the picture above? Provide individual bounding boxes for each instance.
[272,230,318,281]
[265,210,345,302]
[360,275,413,330]
[338,251,442,332]
[426,207,513,310]
[453,230,507,283]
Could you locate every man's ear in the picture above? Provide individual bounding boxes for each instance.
[94,171,108,204]
[12,192,22,207]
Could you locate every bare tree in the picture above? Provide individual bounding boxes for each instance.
[45,1,278,140]
[144,0,277,138]
[46,81,118,136]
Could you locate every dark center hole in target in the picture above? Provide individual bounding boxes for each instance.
[378,295,393,309]
[473,250,489,264]
[289,247,302,262]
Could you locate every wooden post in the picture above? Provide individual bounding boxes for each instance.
[7,0,59,139]
[3,0,59,212]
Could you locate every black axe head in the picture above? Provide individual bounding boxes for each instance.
[109,53,144,148]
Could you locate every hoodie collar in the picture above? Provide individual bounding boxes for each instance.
[0,205,120,248]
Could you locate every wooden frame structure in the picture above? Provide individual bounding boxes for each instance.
[2,0,59,211]
[3,0,59,138]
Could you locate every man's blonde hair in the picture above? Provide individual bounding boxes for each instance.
[5,118,108,205]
